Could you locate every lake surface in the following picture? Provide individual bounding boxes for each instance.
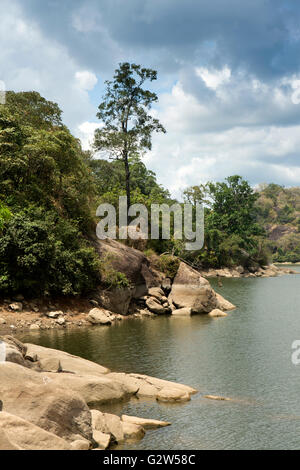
[19,266,300,450]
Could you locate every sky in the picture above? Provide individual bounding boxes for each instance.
[1,0,300,197]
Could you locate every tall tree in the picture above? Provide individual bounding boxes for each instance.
[94,62,166,214]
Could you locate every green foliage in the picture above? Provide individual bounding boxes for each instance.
[0,91,101,296]
[0,201,11,232]
[0,207,101,296]
[256,184,300,262]
[94,62,166,209]
[157,255,180,280]
[182,176,268,268]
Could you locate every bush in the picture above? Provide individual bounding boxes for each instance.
[0,207,101,296]
[0,202,11,232]
[158,255,180,280]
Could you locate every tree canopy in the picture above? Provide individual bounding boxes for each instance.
[94,62,166,211]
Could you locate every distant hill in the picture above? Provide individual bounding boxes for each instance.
[256,184,300,262]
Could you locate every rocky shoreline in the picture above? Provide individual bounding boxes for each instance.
[0,335,196,450]
[199,263,298,278]
[0,259,236,334]
[0,255,297,334]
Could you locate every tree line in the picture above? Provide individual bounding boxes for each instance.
[0,62,283,297]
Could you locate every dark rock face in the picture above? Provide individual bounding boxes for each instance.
[95,239,163,314]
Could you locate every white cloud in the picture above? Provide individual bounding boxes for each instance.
[75,71,98,91]
[145,74,300,198]
[76,121,101,150]
[195,66,231,90]
[0,0,96,132]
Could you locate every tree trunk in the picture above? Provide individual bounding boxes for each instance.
[124,151,131,222]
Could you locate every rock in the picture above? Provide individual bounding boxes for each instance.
[71,439,91,450]
[55,317,66,326]
[9,302,22,312]
[172,308,192,316]
[46,311,64,319]
[208,309,228,318]
[25,343,110,375]
[148,287,165,301]
[95,238,163,314]
[0,362,93,443]
[5,345,25,366]
[156,388,190,403]
[215,293,236,311]
[92,430,111,450]
[146,297,170,315]
[0,411,71,450]
[235,266,244,274]
[25,351,38,362]
[169,262,218,313]
[98,288,133,316]
[161,278,172,294]
[0,428,20,450]
[42,371,133,406]
[39,357,63,373]
[29,323,40,330]
[204,395,231,401]
[121,415,171,430]
[1,336,27,366]
[121,422,145,441]
[0,318,6,325]
[109,372,197,402]
[88,308,114,325]
[91,410,124,443]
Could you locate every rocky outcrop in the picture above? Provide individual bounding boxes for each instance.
[169,262,218,314]
[0,336,195,450]
[98,239,163,289]
[0,363,93,442]
[0,412,71,450]
[200,264,298,278]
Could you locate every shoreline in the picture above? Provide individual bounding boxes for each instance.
[0,336,197,450]
[0,263,297,335]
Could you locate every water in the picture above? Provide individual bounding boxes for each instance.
[18,266,300,450]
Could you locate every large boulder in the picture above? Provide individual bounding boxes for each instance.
[0,412,71,450]
[87,308,115,325]
[95,239,163,314]
[98,288,132,316]
[169,262,218,313]
[0,362,93,443]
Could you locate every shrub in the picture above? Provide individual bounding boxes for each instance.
[158,255,180,280]
[0,207,101,296]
